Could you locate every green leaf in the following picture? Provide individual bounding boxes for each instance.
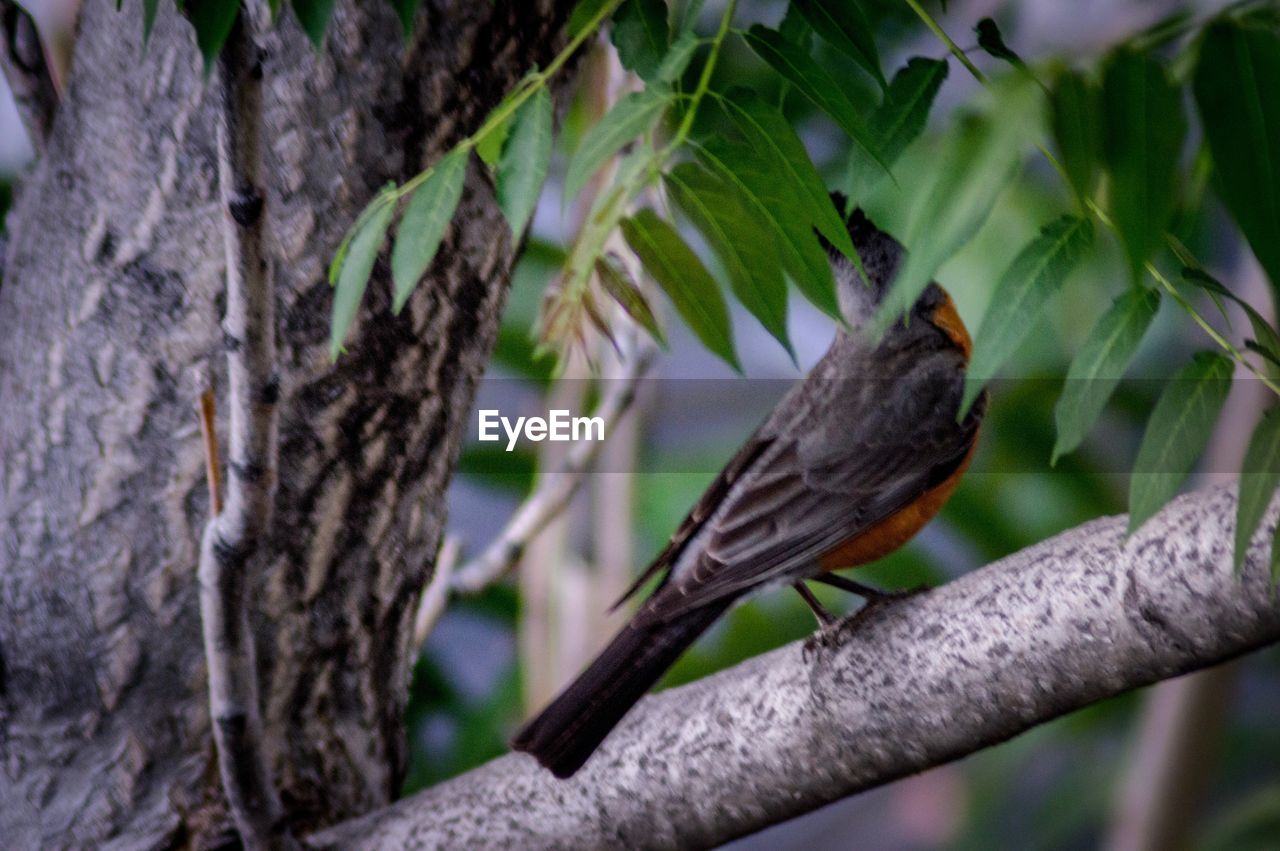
[693,137,840,321]
[743,25,885,171]
[1099,48,1186,282]
[612,0,669,81]
[1050,69,1101,202]
[330,192,395,360]
[594,255,667,347]
[791,0,886,90]
[1236,408,1280,572]
[143,0,159,43]
[845,56,948,200]
[665,162,792,357]
[569,0,612,37]
[292,0,336,49]
[656,30,699,82]
[564,87,668,201]
[1128,351,1233,534]
[391,147,469,313]
[872,80,1038,333]
[621,210,738,369]
[1052,288,1160,463]
[975,17,1024,67]
[389,0,422,38]
[496,87,553,238]
[962,215,1094,416]
[1180,266,1280,375]
[1193,19,1280,294]
[717,87,856,262]
[186,0,239,71]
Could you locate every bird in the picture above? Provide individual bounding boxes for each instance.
[512,204,986,779]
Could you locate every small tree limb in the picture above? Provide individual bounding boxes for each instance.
[197,7,293,849]
[309,485,1280,850]
[448,330,656,596]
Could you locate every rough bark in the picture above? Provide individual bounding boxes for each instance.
[309,485,1280,851]
[0,0,573,847]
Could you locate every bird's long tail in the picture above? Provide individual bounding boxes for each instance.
[512,596,733,778]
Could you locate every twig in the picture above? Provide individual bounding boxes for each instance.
[0,0,57,151]
[196,6,293,849]
[411,535,462,652]
[449,332,656,596]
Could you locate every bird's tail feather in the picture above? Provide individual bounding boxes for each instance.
[512,597,732,778]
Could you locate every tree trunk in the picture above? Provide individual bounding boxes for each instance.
[0,0,573,846]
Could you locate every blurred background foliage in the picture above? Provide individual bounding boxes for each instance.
[3,0,1279,848]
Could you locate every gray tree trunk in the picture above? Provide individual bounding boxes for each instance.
[0,1,572,846]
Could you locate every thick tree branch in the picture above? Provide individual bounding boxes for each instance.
[0,0,57,150]
[198,8,291,849]
[309,485,1280,850]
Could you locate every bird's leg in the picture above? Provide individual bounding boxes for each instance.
[795,582,842,660]
[812,573,888,601]
[814,573,932,608]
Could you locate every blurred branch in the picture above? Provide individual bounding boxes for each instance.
[411,535,461,652]
[0,0,57,151]
[310,485,1280,850]
[449,330,657,596]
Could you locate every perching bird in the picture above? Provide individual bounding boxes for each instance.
[513,205,985,778]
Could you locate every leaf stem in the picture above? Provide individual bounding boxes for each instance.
[664,0,738,155]
[901,0,986,83]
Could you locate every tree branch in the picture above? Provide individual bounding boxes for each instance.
[198,7,291,849]
[448,330,656,596]
[0,0,57,151]
[309,485,1280,850]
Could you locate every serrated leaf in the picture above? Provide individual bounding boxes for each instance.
[693,138,839,321]
[292,0,336,49]
[1193,19,1280,295]
[1128,351,1233,534]
[564,87,668,201]
[389,0,422,38]
[186,0,239,71]
[1236,408,1280,572]
[791,0,886,90]
[656,30,699,82]
[845,56,948,200]
[665,162,792,357]
[621,210,738,369]
[330,193,395,359]
[497,87,553,238]
[595,255,667,346]
[1053,288,1160,463]
[962,215,1093,416]
[718,87,856,262]
[612,0,669,81]
[872,80,1038,333]
[1100,48,1186,282]
[391,147,468,312]
[975,17,1023,67]
[743,25,885,172]
[1050,69,1101,202]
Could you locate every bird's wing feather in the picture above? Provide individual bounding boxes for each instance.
[643,343,980,622]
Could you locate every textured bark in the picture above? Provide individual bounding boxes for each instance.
[309,485,1280,851]
[0,0,573,847]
